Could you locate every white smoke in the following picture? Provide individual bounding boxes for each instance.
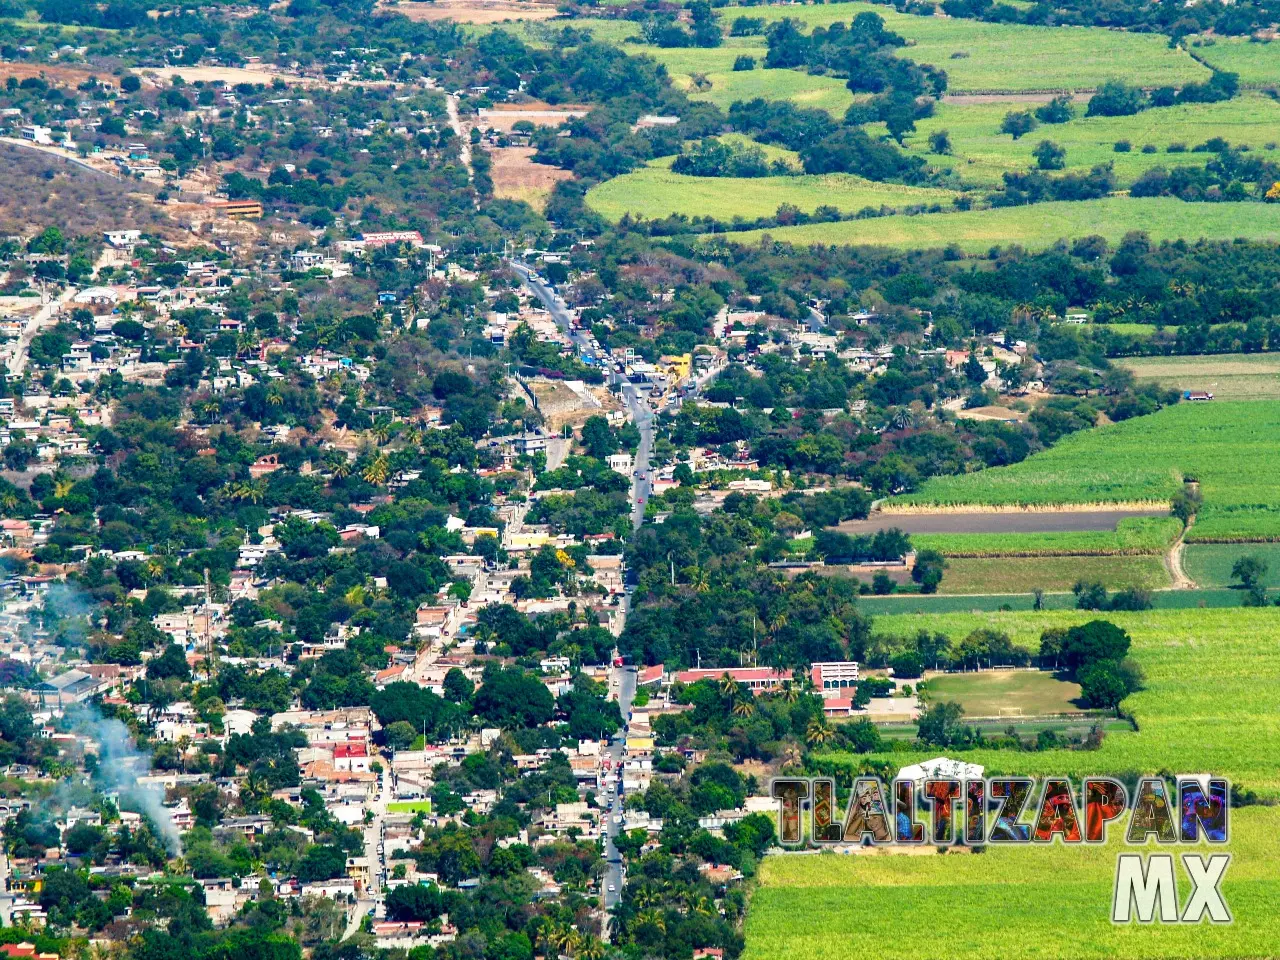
[71,708,183,854]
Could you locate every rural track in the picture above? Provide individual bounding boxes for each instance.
[1166,528,1195,590]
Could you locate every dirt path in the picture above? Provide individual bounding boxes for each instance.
[446,94,473,184]
[1166,526,1196,589]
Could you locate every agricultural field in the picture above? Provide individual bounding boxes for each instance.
[711,196,1280,252]
[586,155,960,222]
[679,66,857,115]
[935,555,1171,595]
[830,607,1280,793]
[920,668,1087,716]
[1182,543,1280,589]
[912,518,1183,558]
[889,401,1280,542]
[715,2,1209,92]
[745,806,1280,960]
[1120,354,1280,401]
[1185,34,1280,86]
[901,93,1280,190]
[858,586,1249,613]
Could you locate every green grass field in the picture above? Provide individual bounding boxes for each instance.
[1182,543,1280,588]
[681,65,857,115]
[936,555,1170,594]
[1120,354,1280,401]
[709,196,1280,252]
[921,668,1086,716]
[888,401,1280,541]
[913,517,1183,558]
[387,800,433,814]
[857,586,1252,613]
[746,806,1280,960]
[825,607,1280,793]
[716,2,1209,92]
[586,155,961,222]
[1186,34,1280,86]
[902,93,1280,190]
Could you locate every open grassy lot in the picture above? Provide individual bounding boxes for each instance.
[921,668,1086,716]
[387,800,432,814]
[710,196,1280,252]
[1182,543,1280,588]
[902,93,1280,190]
[936,555,1170,594]
[587,155,960,222]
[889,401,1280,541]
[717,2,1208,92]
[912,517,1183,558]
[1120,354,1280,401]
[1186,34,1280,86]
[746,806,1280,960]
[829,607,1280,793]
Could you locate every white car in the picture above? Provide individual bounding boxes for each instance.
[608,884,616,893]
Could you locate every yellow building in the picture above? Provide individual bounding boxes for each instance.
[625,736,655,753]
[659,353,692,382]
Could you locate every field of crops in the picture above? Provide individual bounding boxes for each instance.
[711,196,1280,251]
[900,93,1280,190]
[912,517,1183,558]
[1186,34,1280,86]
[936,554,1170,594]
[1182,543,1280,589]
[681,66,856,115]
[859,586,1249,613]
[1121,354,1280,401]
[746,806,1280,960]
[716,1,1208,92]
[586,155,960,222]
[888,401,1280,541]
[829,607,1280,793]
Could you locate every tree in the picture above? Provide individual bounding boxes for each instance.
[916,701,966,747]
[911,549,947,593]
[385,882,442,922]
[296,845,347,882]
[1231,554,1269,606]
[442,667,474,703]
[1034,94,1074,124]
[927,129,951,155]
[473,666,554,729]
[384,721,417,751]
[1000,109,1038,140]
[1033,140,1066,170]
[147,643,191,682]
[1078,660,1129,711]
[1072,580,1108,611]
[889,651,923,679]
[1061,620,1131,672]
[1087,79,1147,117]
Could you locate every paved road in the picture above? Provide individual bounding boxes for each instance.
[344,770,392,940]
[508,260,656,533]
[602,663,637,934]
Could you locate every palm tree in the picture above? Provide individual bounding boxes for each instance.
[332,458,352,479]
[687,566,709,593]
[54,477,74,499]
[777,680,800,704]
[634,910,666,934]
[576,937,606,960]
[362,455,389,485]
[267,386,284,407]
[731,698,755,718]
[717,674,739,698]
[371,418,392,445]
[806,718,836,747]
